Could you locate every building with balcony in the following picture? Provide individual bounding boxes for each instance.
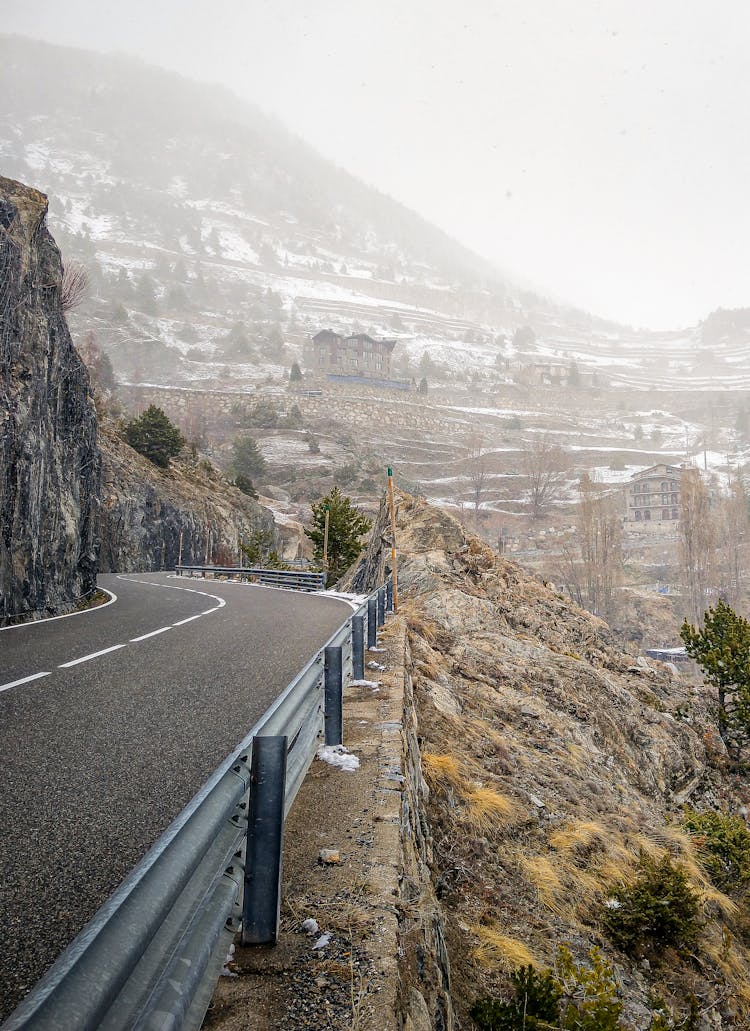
[306,330,398,381]
[624,463,683,523]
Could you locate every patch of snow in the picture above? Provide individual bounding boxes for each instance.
[316,744,360,772]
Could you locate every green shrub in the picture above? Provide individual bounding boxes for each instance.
[234,474,258,498]
[555,946,621,1031]
[123,405,184,468]
[470,965,561,1030]
[683,808,750,895]
[470,948,623,1031]
[602,853,701,956]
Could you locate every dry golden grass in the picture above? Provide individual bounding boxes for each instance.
[565,742,588,770]
[519,855,569,917]
[473,927,536,970]
[421,752,464,794]
[464,786,523,833]
[590,855,635,887]
[631,833,668,862]
[405,610,448,649]
[702,885,740,920]
[549,819,607,854]
[572,869,606,909]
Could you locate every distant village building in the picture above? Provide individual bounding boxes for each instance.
[624,464,682,523]
[306,330,397,381]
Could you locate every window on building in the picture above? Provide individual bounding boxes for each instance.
[662,509,670,520]
[671,494,678,504]
[672,509,679,520]
[635,510,642,520]
[661,481,669,490]
[644,510,651,520]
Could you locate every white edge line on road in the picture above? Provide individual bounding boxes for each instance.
[59,643,127,669]
[0,589,118,633]
[0,671,52,693]
[130,627,172,642]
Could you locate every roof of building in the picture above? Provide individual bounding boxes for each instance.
[312,329,397,352]
[629,463,683,481]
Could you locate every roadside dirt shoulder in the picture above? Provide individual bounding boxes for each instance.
[203,617,406,1031]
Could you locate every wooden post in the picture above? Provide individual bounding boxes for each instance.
[387,466,399,612]
[322,505,330,567]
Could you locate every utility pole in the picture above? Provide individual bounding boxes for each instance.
[387,466,399,611]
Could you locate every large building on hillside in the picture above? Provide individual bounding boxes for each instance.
[306,330,398,380]
[624,463,682,523]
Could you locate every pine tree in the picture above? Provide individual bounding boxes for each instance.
[123,405,184,468]
[289,361,303,382]
[681,599,750,749]
[305,487,372,585]
[232,434,266,479]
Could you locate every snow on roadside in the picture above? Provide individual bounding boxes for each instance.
[316,745,360,772]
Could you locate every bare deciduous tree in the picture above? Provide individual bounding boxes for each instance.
[555,474,622,619]
[679,466,715,623]
[466,432,487,526]
[522,435,567,519]
[714,479,749,607]
[60,261,89,313]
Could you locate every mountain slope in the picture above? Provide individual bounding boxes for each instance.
[0,34,634,390]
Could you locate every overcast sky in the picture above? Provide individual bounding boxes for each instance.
[5,0,750,329]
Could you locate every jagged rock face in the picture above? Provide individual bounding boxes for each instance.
[97,429,276,571]
[0,177,98,623]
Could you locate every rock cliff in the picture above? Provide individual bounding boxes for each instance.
[0,177,98,624]
[346,494,750,1029]
[97,427,275,571]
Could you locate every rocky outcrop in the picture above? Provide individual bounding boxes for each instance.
[0,177,98,624]
[97,428,275,571]
[346,492,750,1029]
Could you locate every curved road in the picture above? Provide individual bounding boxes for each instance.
[0,573,354,1021]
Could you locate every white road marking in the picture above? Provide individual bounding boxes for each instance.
[0,589,118,633]
[116,575,226,609]
[59,644,127,668]
[172,614,204,626]
[0,671,52,693]
[130,627,172,642]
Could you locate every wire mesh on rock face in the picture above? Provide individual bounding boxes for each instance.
[0,199,20,352]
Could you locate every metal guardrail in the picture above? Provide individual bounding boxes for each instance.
[176,565,326,591]
[3,580,393,1031]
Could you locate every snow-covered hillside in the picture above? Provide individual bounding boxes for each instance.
[5,35,750,394]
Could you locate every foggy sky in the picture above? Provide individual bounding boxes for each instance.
[5,0,750,330]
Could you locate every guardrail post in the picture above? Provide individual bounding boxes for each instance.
[367,596,378,649]
[377,586,386,626]
[324,645,343,745]
[386,578,393,612]
[352,615,365,680]
[241,735,288,945]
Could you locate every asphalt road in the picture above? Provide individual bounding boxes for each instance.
[0,573,354,1021]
